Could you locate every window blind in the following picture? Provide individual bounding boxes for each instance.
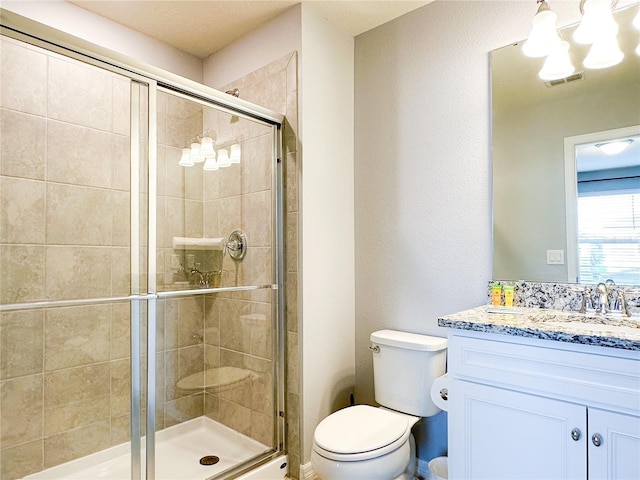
[577,192,640,285]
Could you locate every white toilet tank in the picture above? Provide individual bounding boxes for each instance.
[370,329,447,417]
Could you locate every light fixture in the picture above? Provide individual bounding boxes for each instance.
[203,154,219,171]
[595,139,633,155]
[178,131,241,170]
[190,142,205,163]
[523,0,562,57]
[634,7,640,56]
[573,0,618,45]
[539,40,575,80]
[583,26,624,69]
[179,147,194,167]
[230,143,241,164]
[200,136,216,158]
[217,148,231,168]
[524,0,629,79]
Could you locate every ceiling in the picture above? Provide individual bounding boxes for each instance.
[68,0,431,59]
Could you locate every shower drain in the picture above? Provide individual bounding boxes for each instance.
[199,456,220,466]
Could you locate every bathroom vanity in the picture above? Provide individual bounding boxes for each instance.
[439,306,640,480]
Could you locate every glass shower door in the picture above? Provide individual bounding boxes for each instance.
[0,34,150,480]
[152,88,283,479]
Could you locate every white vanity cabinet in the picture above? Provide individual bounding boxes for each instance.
[446,330,640,480]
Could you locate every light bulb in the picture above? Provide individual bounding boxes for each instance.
[574,0,617,45]
[217,148,231,168]
[584,32,624,69]
[203,156,219,171]
[190,142,204,163]
[523,4,562,58]
[539,41,574,80]
[200,136,216,158]
[230,143,241,164]
[179,147,194,167]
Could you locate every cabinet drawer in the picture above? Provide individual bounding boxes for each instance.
[448,331,640,415]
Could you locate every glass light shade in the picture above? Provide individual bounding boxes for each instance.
[217,148,231,168]
[200,136,216,158]
[583,33,624,69]
[539,41,574,81]
[230,143,241,164]
[179,147,194,167]
[634,8,640,30]
[596,139,633,155]
[190,142,205,163]
[574,0,618,45]
[523,8,562,57]
[203,157,219,171]
[636,43,640,57]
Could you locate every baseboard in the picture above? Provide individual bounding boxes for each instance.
[299,462,319,480]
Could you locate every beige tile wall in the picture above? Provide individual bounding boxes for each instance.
[0,37,139,480]
[0,35,295,480]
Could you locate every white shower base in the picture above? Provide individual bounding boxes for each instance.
[24,416,287,480]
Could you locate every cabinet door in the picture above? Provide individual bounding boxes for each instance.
[449,380,587,480]
[588,408,640,480]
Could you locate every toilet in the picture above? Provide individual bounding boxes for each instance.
[311,329,447,480]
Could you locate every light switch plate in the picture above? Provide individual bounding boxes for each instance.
[546,249,565,265]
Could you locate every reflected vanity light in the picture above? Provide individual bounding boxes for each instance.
[178,131,241,170]
[524,0,626,79]
[539,40,575,80]
[595,138,633,155]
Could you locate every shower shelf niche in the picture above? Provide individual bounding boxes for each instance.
[176,366,256,393]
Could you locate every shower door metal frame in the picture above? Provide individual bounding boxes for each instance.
[1,9,286,480]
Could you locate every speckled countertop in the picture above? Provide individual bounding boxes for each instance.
[438,305,640,351]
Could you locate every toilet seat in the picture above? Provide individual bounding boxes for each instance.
[313,405,412,462]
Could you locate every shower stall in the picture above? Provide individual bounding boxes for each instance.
[0,11,287,480]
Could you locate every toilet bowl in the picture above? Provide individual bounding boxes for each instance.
[311,405,418,480]
[310,330,447,480]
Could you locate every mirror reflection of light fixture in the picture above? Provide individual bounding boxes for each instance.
[595,138,633,154]
[179,147,194,167]
[217,148,231,168]
[523,0,562,57]
[230,143,241,164]
[539,40,575,80]
[179,131,242,170]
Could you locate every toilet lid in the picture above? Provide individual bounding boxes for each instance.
[314,405,409,454]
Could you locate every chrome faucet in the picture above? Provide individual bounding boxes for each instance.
[586,280,632,317]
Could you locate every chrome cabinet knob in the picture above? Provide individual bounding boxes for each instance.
[571,428,581,441]
[592,433,603,447]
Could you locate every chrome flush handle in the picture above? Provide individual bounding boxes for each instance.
[369,345,380,353]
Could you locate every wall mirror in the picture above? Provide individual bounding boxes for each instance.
[492,4,640,284]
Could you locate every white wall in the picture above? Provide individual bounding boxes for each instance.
[353,0,583,461]
[300,3,355,466]
[203,5,301,89]
[1,0,202,81]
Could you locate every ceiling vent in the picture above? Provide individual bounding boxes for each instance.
[545,72,585,88]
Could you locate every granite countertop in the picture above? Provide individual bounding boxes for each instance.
[438,305,640,351]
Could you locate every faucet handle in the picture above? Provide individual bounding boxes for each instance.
[580,287,593,314]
